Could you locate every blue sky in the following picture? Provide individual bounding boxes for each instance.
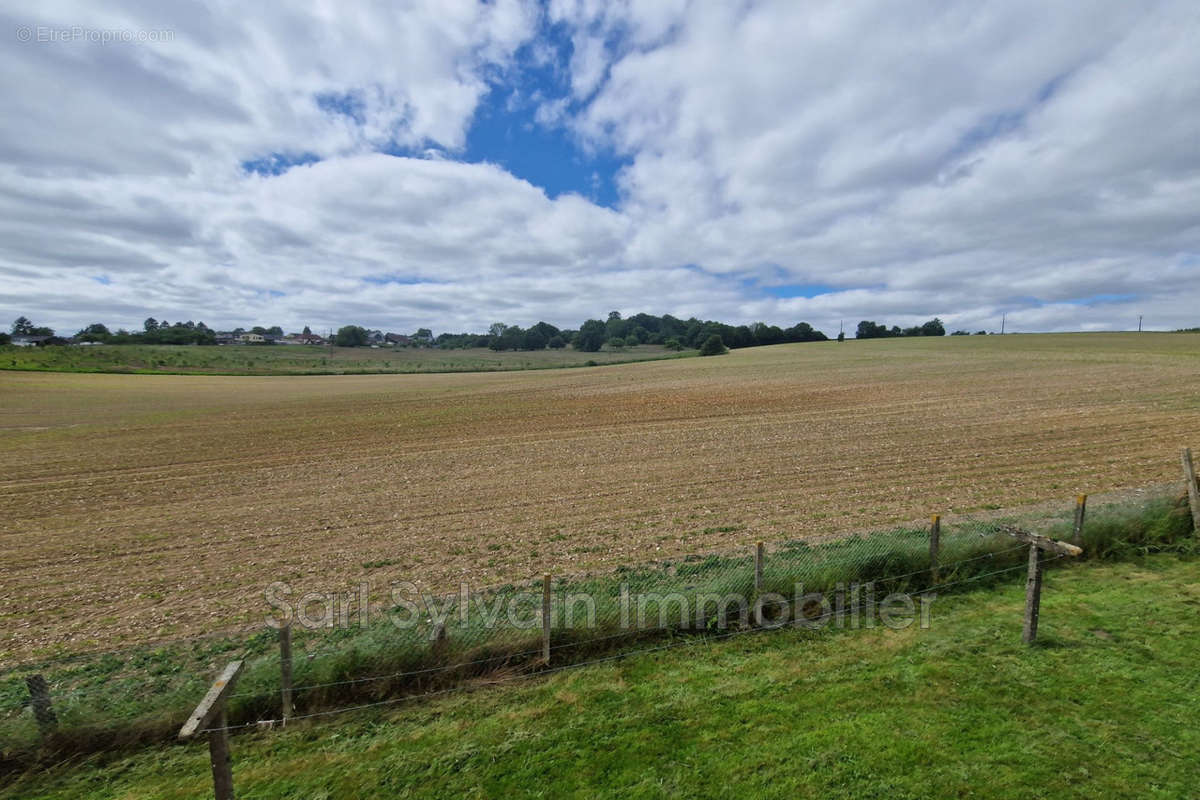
[2,1,1198,336]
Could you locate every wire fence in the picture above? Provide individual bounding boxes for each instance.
[1,487,1193,763]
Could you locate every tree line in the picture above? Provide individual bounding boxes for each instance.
[855,318,945,339]
[434,312,829,353]
[4,313,961,352]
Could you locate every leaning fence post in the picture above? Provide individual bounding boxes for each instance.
[754,542,764,593]
[929,514,941,584]
[1182,448,1200,534]
[999,526,1082,645]
[25,674,57,736]
[542,574,552,665]
[1072,494,1088,544]
[279,625,294,724]
[180,660,244,800]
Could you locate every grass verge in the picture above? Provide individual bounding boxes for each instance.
[1,491,1193,771]
[3,552,1199,798]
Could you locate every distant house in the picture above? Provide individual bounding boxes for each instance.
[215,332,236,345]
[10,335,51,347]
[297,333,326,345]
[238,332,265,344]
[384,333,411,346]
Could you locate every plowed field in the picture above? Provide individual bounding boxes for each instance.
[2,333,1198,660]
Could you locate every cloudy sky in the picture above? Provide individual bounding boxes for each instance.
[3,1,1198,337]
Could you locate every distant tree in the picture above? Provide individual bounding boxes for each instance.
[76,323,111,342]
[142,317,159,333]
[490,325,525,351]
[951,330,970,336]
[920,318,946,336]
[699,334,727,356]
[783,322,827,343]
[251,326,268,335]
[663,337,683,351]
[266,326,283,337]
[529,321,560,342]
[12,316,53,337]
[574,319,607,352]
[521,328,548,351]
[547,335,566,349]
[413,327,434,345]
[837,331,845,342]
[974,330,988,335]
[605,310,628,340]
[607,337,626,350]
[302,325,312,336]
[856,321,882,339]
[488,322,508,338]
[0,332,8,346]
[334,325,369,347]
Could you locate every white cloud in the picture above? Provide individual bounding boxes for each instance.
[1,0,1198,337]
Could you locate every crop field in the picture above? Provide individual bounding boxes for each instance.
[2,332,1199,662]
[0,342,690,375]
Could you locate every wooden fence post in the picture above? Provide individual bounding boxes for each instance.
[180,660,244,800]
[542,574,552,665]
[1072,494,1088,544]
[998,526,1083,645]
[1182,448,1200,534]
[754,542,764,593]
[279,625,294,724]
[929,514,941,584]
[1022,543,1043,644]
[25,674,57,736]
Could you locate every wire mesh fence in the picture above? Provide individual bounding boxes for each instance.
[1,488,1193,763]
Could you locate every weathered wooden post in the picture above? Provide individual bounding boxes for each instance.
[1182,448,1200,533]
[180,660,244,800]
[1022,543,1043,644]
[279,625,294,724]
[1072,494,1088,544]
[25,674,57,736]
[929,514,941,584]
[754,542,764,594]
[542,574,552,665]
[998,527,1083,645]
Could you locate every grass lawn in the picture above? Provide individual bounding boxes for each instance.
[5,554,1197,799]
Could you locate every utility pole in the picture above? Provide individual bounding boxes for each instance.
[1001,312,1006,335]
[1138,315,1143,332]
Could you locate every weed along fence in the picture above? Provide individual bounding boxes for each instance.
[2,451,1198,789]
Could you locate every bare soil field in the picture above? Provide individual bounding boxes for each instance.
[2,332,1198,661]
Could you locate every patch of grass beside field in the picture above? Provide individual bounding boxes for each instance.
[5,553,1198,799]
[0,493,1191,770]
[0,343,695,375]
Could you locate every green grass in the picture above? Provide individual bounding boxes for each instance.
[4,553,1198,798]
[0,343,696,376]
[1,493,1192,772]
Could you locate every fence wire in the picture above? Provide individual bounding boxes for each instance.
[2,489,1188,760]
